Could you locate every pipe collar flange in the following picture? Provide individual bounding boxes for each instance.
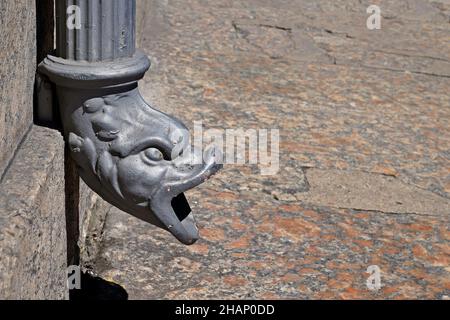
[38,50,150,89]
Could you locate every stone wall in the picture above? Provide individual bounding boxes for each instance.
[0,127,67,300]
[0,0,68,300]
[0,1,36,177]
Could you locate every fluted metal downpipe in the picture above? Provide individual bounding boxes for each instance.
[38,0,222,245]
[56,0,136,61]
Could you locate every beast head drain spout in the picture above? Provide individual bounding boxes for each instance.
[38,0,221,245]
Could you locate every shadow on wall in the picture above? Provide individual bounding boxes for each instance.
[34,0,61,130]
[70,272,128,301]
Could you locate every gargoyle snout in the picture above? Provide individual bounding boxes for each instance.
[150,147,222,245]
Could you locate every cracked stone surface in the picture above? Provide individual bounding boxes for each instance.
[93,0,450,299]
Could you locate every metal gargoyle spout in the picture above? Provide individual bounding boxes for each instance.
[39,51,222,245]
[38,0,222,244]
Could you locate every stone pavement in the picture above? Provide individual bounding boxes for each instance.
[92,0,450,299]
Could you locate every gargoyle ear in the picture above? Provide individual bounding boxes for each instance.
[68,133,98,174]
[68,132,84,153]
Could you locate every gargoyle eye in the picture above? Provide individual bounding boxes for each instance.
[143,148,164,161]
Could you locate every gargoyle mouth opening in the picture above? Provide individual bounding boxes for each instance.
[171,193,191,222]
[149,147,222,245]
[150,192,200,245]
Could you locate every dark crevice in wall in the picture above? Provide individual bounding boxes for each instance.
[65,145,81,269]
[36,0,55,65]
[34,1,81,298]
[34,0,61,130]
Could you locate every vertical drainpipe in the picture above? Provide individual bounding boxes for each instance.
[56,0,136,62]
[39,0,222,245]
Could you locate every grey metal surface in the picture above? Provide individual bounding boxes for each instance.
[56,0,136,61]
[39,0,222,245]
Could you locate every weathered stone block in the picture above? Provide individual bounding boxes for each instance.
[0,0,36,176]
[0,126,67,300]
